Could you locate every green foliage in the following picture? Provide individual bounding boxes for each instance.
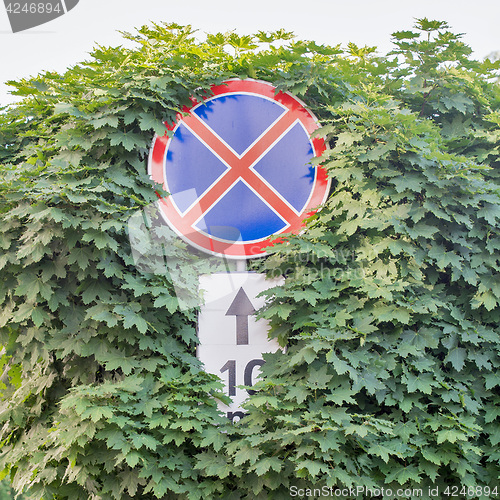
[0,477,28,499]
[0,20,499,499]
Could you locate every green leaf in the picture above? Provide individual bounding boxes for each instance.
[405,372,436,394]
[90,115,119,129]
[471,290,498,311]
[385,465,421,485]
[15,273,42,301]
[373,304,411,324]
[85,304,119,327]
[436,428,466,444]
[195,452,233,479]
[31,307,45,327]
[441,94,474,114]
[124,451,142,468]
[67,247,93,270]
[109,131,144,151]
[392,30,420,40]
[391,174,424,193]
[83,406,114,422]
[252,457,282,475]
[308,365,333,388]
[285,385,309,404]
[138,113,167,135]
[326,385,356,405]
[131,433,160,451]
[81,281,112,305]
[444,347,467,371]
[114,305,148,333]
[104,353,136,375]
[315,431,341,453]
[296,459,324,478]
[120,470,140,496]
[367,443,394,463]
[153,295,179,313]
[404,222,439,239]
[199,427,228,452]
[344,423,369,438]
[81,230,118,251]
[53,102,84,117]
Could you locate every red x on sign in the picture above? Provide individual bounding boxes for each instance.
[148,79,330,259]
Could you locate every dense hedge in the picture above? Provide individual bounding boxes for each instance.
[0,19,499,499]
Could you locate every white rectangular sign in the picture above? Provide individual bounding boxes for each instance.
[197,272,283,422]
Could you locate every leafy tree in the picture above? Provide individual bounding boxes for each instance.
[237,19,500,497]
[0,19,499,499]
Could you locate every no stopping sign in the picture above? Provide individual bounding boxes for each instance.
[148,79,330,259]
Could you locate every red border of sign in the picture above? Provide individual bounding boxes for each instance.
[148,79,330,259]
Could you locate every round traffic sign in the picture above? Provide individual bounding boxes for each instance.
[148,79,330,259]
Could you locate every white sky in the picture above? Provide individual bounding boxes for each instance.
[0,0,499,106]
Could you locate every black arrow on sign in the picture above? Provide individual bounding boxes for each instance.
[225,287,256,345]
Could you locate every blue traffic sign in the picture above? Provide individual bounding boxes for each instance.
[149,79,330,258]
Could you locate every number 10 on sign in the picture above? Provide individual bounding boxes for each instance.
[197,273,283,422]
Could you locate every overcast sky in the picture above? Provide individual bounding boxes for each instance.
[0,0,499,106]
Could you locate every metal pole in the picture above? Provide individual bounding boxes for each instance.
[236,259,247,272]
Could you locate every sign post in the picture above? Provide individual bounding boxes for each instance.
[197,273,283,422]
[147,78,330,419]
